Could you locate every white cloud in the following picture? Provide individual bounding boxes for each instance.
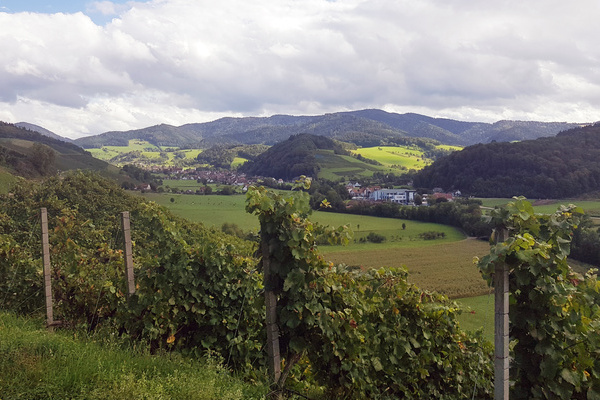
[1,0,599,138]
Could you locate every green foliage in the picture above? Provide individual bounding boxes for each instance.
[477,197,600,399]
[2,171,495,398]
[246,180,493,398]
[365,231,386,243]
[419,231,446,240]
[196,144,237,169]
[0,172,264,372]
[346,197,490,237]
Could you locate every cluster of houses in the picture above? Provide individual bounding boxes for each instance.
[141,167,461,205]
[156,167,252,186]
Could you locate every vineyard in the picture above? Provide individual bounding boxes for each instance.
[1,172,599,398]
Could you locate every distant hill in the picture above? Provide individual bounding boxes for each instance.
[15,122,74,143]
[239,133,353,179]
[72,110,583,149]
[412,123,600,198]
[0,121,122,180]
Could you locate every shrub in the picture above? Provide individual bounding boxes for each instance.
[366,232,386,243]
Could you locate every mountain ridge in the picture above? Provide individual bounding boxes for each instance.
[71,110,585,149]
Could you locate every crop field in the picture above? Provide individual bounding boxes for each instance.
[324,238,491,299]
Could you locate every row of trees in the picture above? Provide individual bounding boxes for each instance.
[341,197,490,237]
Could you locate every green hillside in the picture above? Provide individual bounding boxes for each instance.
[413,123,600,198]
[0,121,127,183]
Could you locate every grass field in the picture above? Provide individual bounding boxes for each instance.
[0,312,265,399]
[352,146,431,170]
[141,192,466,247]
[139,192,489,298]
[478,198,600,217]
[315,150,391,180]
[455,294,494,342]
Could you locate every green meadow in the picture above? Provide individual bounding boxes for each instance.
[351,145,459,170]
[141,192,465,248]
[87,140,202,166]
[478,198,600,216]
[455,294,494,342]
[315,150,391,180]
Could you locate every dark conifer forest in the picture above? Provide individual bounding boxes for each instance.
[413,124,600,198]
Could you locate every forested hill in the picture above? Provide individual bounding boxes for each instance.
[72,109,582,148]
[239,133,348,179]
[0,121,117,179]
[412,123,600,199]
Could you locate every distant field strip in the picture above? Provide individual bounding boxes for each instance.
[324,238,491,299]
[352,146,430,169]
[88,140,202,166]
[478,198,600,216]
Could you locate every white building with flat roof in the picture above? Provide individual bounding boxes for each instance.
[369,189,416,204]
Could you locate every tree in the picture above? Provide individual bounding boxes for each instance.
[30,142,55,175]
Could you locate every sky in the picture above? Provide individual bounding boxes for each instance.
[1,0,599,139]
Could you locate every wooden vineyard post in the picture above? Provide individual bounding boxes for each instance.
[262,240,281,393]
[40,208,54,331]
[121,212,135,296]
[494,228,509,400]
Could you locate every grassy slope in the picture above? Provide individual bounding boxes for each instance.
[0,167,20,193]
[352,146,430,169]
[141,192,465,245]
[0,312,265,400]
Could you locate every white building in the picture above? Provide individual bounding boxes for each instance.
[369,189,417,204]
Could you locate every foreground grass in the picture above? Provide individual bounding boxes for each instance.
[0,313,266,400]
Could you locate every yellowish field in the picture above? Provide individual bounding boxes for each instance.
[352,146,431,170]
[324,238,491,299]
